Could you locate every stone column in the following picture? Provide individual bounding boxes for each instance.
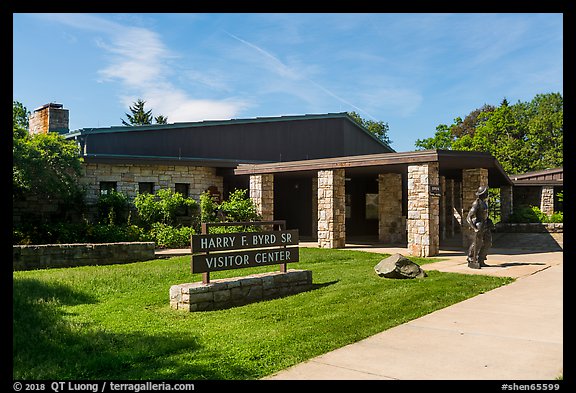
[378,173,403,244]
[249,174,274,222]
[407,162,440,257]
[540,186,555,216]
[462,168,488,250]
[317,169,346,248]
[445,179,455,237]
[500,185,513,223]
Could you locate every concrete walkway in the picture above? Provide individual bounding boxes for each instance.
[263,242,563,380]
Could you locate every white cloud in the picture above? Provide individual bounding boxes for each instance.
[43,13,250,122]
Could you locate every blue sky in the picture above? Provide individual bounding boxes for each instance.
[13,13,563,152]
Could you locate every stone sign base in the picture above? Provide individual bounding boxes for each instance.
[170,269,312,311]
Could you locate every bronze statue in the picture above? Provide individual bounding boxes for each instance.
[466,186,492,269]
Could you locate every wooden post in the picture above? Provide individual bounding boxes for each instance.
[201,223,210,284]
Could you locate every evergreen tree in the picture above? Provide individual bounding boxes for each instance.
[121,99,169,126]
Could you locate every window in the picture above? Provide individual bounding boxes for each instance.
[175,183,189,197]
[175,183,191,216]
[100,181,117,195]
[138,182,154,194]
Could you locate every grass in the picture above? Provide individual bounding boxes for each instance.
[13,247,513,380]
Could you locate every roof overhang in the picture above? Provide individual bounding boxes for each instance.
[235,149,513,187]
[82,154,267,168]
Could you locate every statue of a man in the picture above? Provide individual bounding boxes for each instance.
[466,186,492,269]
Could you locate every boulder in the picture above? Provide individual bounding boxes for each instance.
[374,253,427,279]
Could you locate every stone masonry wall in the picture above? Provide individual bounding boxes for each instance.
[249,174,274,222]
[317,169,346,248]
[540,185,555,216]
[13,242,155,271]
[81,162,223,204]
[378,173,404,244]
[170,269,312,311]
[407,162,439,257]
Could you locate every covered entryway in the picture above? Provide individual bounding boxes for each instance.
[236,149,513,257]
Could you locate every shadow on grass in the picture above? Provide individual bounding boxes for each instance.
[12,278,252,380]
[311,280,339,290]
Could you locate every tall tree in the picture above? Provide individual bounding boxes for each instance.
[348,111,392,146]
[121,99,169,126]
[122,99,153,126]
[414,92,562,174]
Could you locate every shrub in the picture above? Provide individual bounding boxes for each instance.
[97,191,131,225]
[87,224,145,243]
[199,189,262,233]
[509,205,563,223]
[149,223,195,248]
[545,211,563,223]
[134,189,198,229]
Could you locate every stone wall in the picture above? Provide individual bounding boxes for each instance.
[317,169,346,248]
[249,174,274,223]
[494,222,563,233]
[82,162,223,204]
[170,269,313,311]
[378,173,405,244]
[13,242,155,271]
[540,186,555,216]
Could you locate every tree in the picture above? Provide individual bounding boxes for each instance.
[414,124,455,150]
[348,111,392,146]
[413,92,562,174]
[13,100,30,138]
[154,115,168,124]
[13,101,84,201]
[121,98,169,126]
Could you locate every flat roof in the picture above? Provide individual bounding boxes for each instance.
[510,167,563,186]
[235,149,513,187]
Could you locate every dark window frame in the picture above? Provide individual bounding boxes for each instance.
[138,182,155,195]
[100,181,117,195]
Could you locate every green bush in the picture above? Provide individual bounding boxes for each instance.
[509,205,563,223]
[97,190,130,225]
[149,223,195,248]
[88,224,145,243]
[199,189,262,233]
[134,189,198,229]
[545,211,563,223]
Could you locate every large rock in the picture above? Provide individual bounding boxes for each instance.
[374,253,427,279]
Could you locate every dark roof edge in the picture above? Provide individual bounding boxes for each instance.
[82,154,269,168]
[509,167,563,180]
[235,149,439,175]
[64,112,357,137]
[341,112,395,153]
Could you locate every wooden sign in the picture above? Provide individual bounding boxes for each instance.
[191,229,299,274]
[429,184,441,197]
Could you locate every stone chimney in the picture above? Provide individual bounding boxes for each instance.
[28,103,69,135]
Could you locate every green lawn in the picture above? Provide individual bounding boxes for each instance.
[13,247,513,380]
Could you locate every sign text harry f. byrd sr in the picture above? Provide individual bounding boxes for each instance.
[191,230,299,273]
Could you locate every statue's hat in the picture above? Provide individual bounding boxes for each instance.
[475,186,488,196]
